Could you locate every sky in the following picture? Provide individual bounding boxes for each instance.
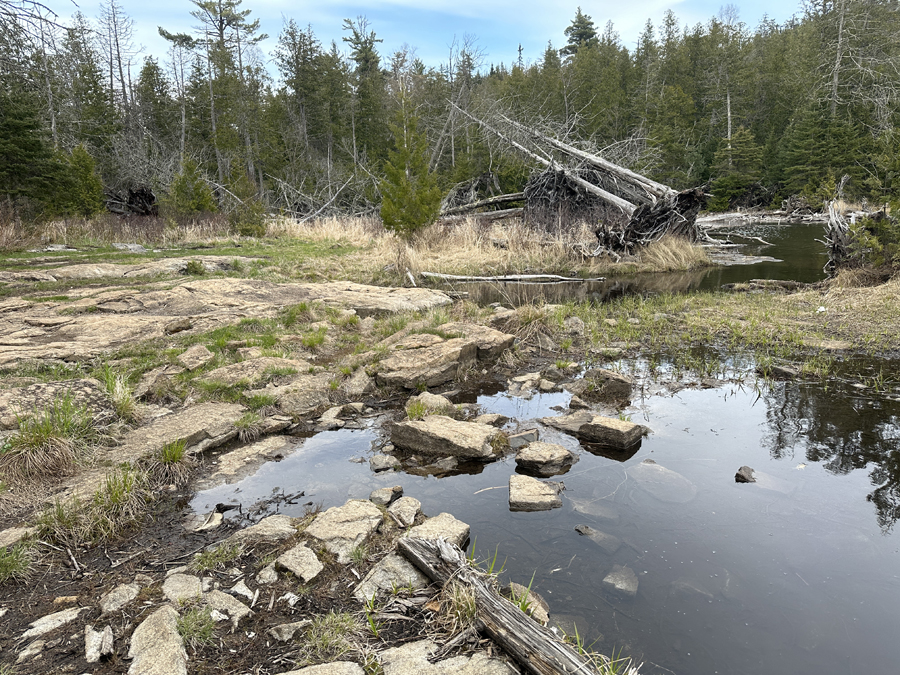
[46,0,804,77]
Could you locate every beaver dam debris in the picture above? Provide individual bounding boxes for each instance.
[443,108,707,258]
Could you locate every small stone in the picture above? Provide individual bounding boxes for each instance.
[256,563,279,585]
[53,595,78,604]
[602,565,639,597]
[268,619,312,642]
[0,525,37,548]
[353,553,428,603]
[507,582,550,625]
[405,391,454,416]
[472,413,510,427]
[276,544,324,582]
[164,317,192,334]
[177,344,214,371]
[509,475,563,512]
[535,333,557,352]
[100,583,140,615]
[507,428,539,450]
[370,454,401,472]
[231,580,254,601]
[84,624,114,663]
[225,514,297,547]
[735,466,756,483]
[275,663,365,675]
[627,318,640,325]
[134,574,154,587]
[563,316,585,335]
[569,396,590,410]
[369,485,403,506]
[388,496,421,528]
[162,573,202,603]
[603,318,618,327]
[204,589,252,630]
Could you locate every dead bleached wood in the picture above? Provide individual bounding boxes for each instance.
[421,271,604,283]
[397,537,602,675]
[442,192,525,216]
[440,207,524,223]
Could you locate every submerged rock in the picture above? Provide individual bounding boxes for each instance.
[391,416,501,460]
[507,428,539,449]
[574,524,621,555]
[509,475,564,512]
[629,459,697,504]
[602,565,639,598]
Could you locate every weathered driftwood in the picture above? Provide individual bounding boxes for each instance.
[441,207,525,222]
[397,537,602,675]
[421,271,604,283]
[824,200,853,273]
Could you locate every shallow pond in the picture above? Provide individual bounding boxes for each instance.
[192,362,900,675]
[448,222,830,306]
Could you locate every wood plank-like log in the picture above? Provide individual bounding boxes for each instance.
[442,192,526,215]
[398,537,602,675]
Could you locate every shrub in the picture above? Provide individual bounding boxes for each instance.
[165,159,217,216]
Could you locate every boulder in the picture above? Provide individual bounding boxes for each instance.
[388,496,421,528]
[629,459,697,504]
[574,524,621,555]
[435,322,516,361]
[276,543,324,583]
[197,357,309,387]
[375,336,477,389]
[370,485,403,506]
[305,500,383,563]
[515,442,577,477]
[539,412,646,450]
[353,553,429,603]
[391,416,500,460]
[177,344,214,370]
[127,605,187,675]
[404,512,469,548]
[563,368,633,402]
[602,565,639,598]
[509,475,563,512]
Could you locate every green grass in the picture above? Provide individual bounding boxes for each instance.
[177,606,216,651]
[234,412,263,442]
[95,364,141,422]
[0,542,32,584]
[406,400,428,420]
[296,611,364,665]
[189,543,243,573]
[145,439,195,486]
[0,394,97,480]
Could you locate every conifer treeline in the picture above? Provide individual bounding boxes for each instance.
[2,0,899,221]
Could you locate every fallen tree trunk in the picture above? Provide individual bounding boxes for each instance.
[421,271,604,283]
[442,192,525,216]
[440,207,524,222]
[398,537,602,675]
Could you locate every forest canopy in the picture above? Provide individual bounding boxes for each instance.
[2,0,899,224]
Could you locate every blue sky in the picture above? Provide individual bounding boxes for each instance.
[49,1,804,76]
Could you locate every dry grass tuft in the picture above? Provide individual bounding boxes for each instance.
[639,236,710,272]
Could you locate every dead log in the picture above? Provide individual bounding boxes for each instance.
[442,192,525,216]
[421,271,604,283]
[397,537,602,675]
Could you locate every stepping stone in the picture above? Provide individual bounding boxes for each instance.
[391,416,501,460]
[388,496,421,528]
[509,475,563,512]
[305,500,383,564]
[515,442,577,477]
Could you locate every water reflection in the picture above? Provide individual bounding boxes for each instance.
[762,374,900,531]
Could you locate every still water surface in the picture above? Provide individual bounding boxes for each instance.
[191,224,899,674]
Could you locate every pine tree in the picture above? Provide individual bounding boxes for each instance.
[380,90,441,237]
[0,91,58,204]
[560,7,598,57]
[165,157,217,216]
[54,145,106,217]
[709,127,764,210]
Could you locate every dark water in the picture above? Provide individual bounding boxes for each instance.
[191,364,900,675]
[446,222,830,306]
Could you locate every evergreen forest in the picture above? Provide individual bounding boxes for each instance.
[2,0,900,228]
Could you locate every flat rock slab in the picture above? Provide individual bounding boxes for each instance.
[117,402,246,465]
[509,475,563,512]
[162,574,202,603]
[20,606,87,640]
[574,524,621,555]
[404,512,469,547]
[353,552,429,603]
[177,344,214,370]
[380,639,514,675]
[194,435,299,491]
[128,604,187,675]
[603,565,639,598]
[391,415,500,460]
[225,514,297,546]
[245,372,334,416]
[515,442,577,477]
[388,496,421,528]
[0,525,37,548]
[276,543,324,583]
[629,459,697,504]
[277,663,365,675]
[540,412,646,449]
[375,336,477,389]
[0,279,450,365]
[197,357,310,386]
[305,499,383,564]
[0,379,111,429]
